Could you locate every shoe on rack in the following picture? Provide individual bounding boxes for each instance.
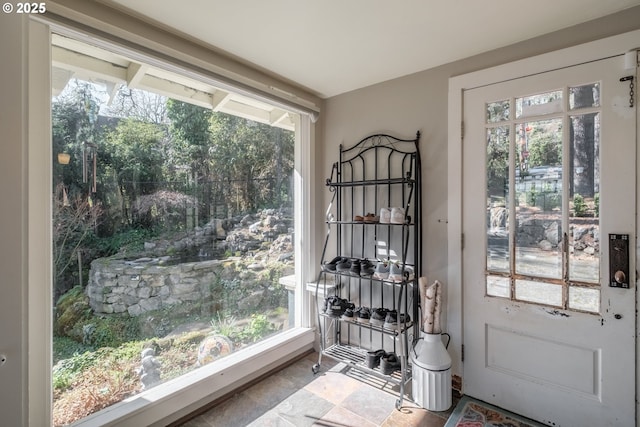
[396,313,411,330]
[366,349,386,369]
[359,259,375,276]
[388,263,403,281]
[336,258,351,274]
[322,256,345,272]
[370,308,388,327]
[356,307,370,324]
[380,352,402,375]
[372,260,390,280]
[388,263,414,282]
[354,214,364,222]
[390,207,406,224]
[341,306,355,321]
[379,207,391,224]
[363,213,379,223]
[349,259,361,276]
[322,296,337,314]
[383,310,398,330]
[325,296,349,317]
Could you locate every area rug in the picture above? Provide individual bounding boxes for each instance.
[444,395,546,427]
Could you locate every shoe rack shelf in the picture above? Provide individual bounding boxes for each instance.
[322,343,409,382]
[312,132,421,411]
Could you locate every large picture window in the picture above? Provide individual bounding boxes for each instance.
[50,33,306,425]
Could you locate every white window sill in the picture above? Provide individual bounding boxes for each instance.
[71,327,315,427]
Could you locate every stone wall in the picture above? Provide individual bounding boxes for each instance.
[87,257,224,316]
[87,208,294,317]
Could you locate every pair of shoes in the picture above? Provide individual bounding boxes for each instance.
[349,259,362,276]
[388,263,414,282]
[322,256,346,272]
[372,260,390,280]
[379,207,408,224]
[347,259,375,276]
[382,310,411,330]
[359,259,375,276]
[323,296,351,317]
[380,352,402,375]
[354,307,370,324]
[366,349,386,369]
[370,307,388,327]
[354,213,379,223]
[336,258,351,273]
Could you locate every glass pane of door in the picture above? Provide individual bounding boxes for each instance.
[486,126,510,273]
[515,118,563,279]
[569,111,600,284]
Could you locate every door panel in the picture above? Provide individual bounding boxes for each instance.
[463,57,635,426]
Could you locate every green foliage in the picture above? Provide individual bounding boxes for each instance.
[238,314,276,343]
[527,186,538,206]
[54,286,93,339]
[53,350,100,391]
[573,193,587,217]
[102,118,166,198]
[210,312,239,337]
[53,336,94,365]
[486,128,509,196]
[209,114,294,213]
[83,315,141,349]
[90,227,157,257]
[594,193,600,217]
[52,340,143,392]
[527,127,562,167]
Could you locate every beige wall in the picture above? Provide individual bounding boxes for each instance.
[318,5,640,374]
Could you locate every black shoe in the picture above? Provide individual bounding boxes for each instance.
[336,258,351,274]
[370,308,388,327]
[325,296,348,317]
[341,307,355,321]
[322,256,345,272]
[356,306,370,324]
[380,352,401,375]
[366,349,386,369]
[397,313,411,330]
[349,259,361,276]
[383,310,397,329]
[359,259,375,276]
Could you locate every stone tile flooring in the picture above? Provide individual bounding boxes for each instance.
[177,352,456,427]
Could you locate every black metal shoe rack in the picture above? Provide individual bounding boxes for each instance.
[312,132,422,410]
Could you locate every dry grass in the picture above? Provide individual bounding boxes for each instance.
[53,359,139,426]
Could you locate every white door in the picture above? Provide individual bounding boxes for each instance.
[463,56,636,426]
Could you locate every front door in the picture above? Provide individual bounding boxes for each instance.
[462,56,636,426]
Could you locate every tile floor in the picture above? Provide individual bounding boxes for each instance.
[176,351,457,427]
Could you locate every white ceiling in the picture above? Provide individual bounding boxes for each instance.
[102,0,640,98]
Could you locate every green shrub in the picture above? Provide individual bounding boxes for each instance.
[84,315,141,348]
[91,227,158,257]
[53,336,93,365]
[238,314,275,343]
[573,193,587,217]
[54,286,92,339]
[52,350,99,391]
